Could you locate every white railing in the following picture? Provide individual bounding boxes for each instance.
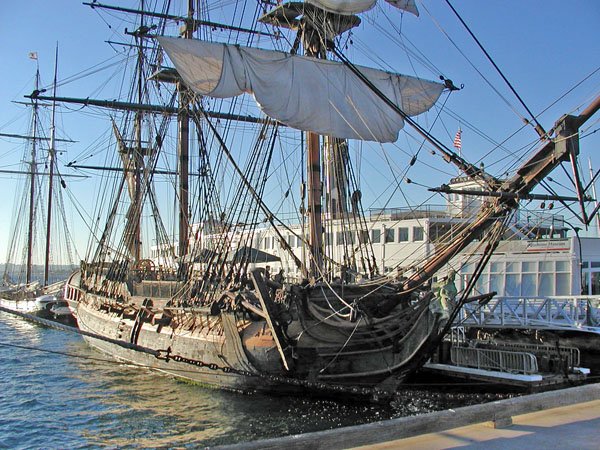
[451,346,539,374]
[458,295,600,333]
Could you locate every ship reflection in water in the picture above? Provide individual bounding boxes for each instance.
[65,351,403,448]
[0,312,509,449]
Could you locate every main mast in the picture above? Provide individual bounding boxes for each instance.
[131,3,146,262]
[177,0,194,262]
[303,18,331,280]
[260,4,361,281]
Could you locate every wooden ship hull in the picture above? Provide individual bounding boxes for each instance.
[65,268,442,395]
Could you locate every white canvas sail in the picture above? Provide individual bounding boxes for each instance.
[158,36,443,143]
[305,0,419,16]
[384,0,419,16]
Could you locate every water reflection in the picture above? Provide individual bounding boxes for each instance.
[0,309,42,340]
[66,351,237,447]
[65,341,401,447]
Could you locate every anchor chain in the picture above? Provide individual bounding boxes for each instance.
[155,348,390,399]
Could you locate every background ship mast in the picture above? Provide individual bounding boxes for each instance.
[43,45,59,286]
[26,70,40,285]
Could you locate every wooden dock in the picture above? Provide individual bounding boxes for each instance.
[422,362,589,389]
[214,383,600,450]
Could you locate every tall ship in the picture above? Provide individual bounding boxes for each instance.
[44,0,600,396]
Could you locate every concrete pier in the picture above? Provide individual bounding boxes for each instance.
[351,399,600,449]
[214,383,600,450]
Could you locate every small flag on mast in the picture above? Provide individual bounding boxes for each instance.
[453,128,462,151]
[28,52,38,60]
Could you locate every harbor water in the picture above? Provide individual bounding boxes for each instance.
[0,311,512,449]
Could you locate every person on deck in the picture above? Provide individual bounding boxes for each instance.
[273,269,284,285]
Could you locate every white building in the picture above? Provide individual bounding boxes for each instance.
[151,177,600,298]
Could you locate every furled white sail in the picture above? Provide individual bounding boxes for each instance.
[158,36,443,143]
[384,0,419,16]
[306,0,376,14]
[306,0,419,16]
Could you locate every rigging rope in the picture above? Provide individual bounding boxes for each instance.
[443,0,546,137]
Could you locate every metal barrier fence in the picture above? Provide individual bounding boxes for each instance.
[451,346,539,374]
[485,342,580,367]
[459,296,600,334]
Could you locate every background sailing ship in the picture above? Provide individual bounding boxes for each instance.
[2,0,599,398]
[0,56,79,304]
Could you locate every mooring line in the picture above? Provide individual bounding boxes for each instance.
[0,304,161,357]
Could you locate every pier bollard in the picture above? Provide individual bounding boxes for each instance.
[492,414,513,429]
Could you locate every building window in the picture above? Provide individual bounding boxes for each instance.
[371,229,381,244]
[385,228,395,243]
[505,273,520,296]
[592,272,600,295]
[345,231,355,245]
[398,227,409,242]
[521,261,537,296]
[413,226,424,241]
[475,273,489,294]
[522,261,536,272]
[429,223,450,243]
[555,260,570,295]
[489,262,504,296]
[538,261,554,297]
[358,230,369,244]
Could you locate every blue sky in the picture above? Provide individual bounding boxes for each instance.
[1,0,599,265]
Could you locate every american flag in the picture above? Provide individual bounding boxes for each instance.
[453,128,462,150]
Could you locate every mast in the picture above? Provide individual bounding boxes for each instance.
[306,129,323,278]
[132,111,142,262]
[133,8,144,263]
[257,4,364,280]
[176,0,194,261]
[303,20,327,280]
[43,45,59,286]
[26,70,40,285]
[119,0,148,264]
